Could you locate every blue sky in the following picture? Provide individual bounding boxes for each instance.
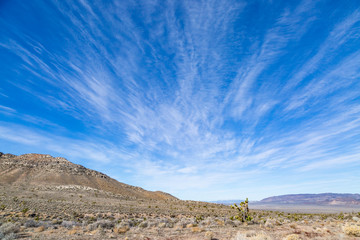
[1,0,360,201]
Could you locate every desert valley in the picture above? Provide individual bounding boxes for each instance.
[2,0,360,239]
[1,152,360,240]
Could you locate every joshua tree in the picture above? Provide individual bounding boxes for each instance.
[231,198,252,222]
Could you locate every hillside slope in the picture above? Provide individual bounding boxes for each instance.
[0,152,176,201]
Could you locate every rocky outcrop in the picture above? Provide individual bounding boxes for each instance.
[0,153,109,178]
[0,152,177,201]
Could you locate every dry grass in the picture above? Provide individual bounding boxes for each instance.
[233,231,273,240]
[283,234,302,240]
[34,225,45,233]
[67,229,77,235]
[114,226,130,234]
[204,231,214,239]
[191,226,204,232]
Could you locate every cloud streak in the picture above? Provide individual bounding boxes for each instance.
[0,0,360,200]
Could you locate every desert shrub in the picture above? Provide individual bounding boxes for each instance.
[25,219,39,228]
[0,223,20,240]
[0,222,20,235]
[195,215,204,223]
[174,219,188,228]
[61,220,78,229]
[231,198,252,222]
[225,219,237,227]
[113,224,130,234]
[138,221,148,228]
[147,219,159,228]
[2,232,17,240]
[199,217,212,227]
[283,234,302,240]
[21,208,29,214]
[87,223,97,231]
[233,231,272,240]
[96,219,114,229]
[51,219,62,225]
[344,224,360,237]
[38,221,50,229]
[88,220,114,230]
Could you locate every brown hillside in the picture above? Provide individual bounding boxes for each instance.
[0,152,177,201]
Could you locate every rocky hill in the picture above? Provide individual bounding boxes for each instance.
[0,152,176,201]
[260,193,360,205]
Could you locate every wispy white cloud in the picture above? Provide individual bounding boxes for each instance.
[287,50,360,111]
[0,123,119,163]
[1,0,360,200]
[300,152,360,172]
[0,105,16,115]
[225,0,317,121]
[284,10,360,92]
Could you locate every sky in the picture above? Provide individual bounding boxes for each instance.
[0,0,360,201]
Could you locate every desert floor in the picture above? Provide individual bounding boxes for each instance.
[1,184,360,240]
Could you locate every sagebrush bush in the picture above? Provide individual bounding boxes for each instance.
[61,220,78,229]
[344,224,360,237]
[25,219,39,228]
[2,232,17,240]
[87,219,114,231]
[0,222,20,235]
[96,219,114,229]
[0,223,20,240]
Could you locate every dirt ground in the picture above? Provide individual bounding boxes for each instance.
[1,184,360,240]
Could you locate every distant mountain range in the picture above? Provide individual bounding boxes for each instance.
[260,193,360,205]
[212,193,360,206]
